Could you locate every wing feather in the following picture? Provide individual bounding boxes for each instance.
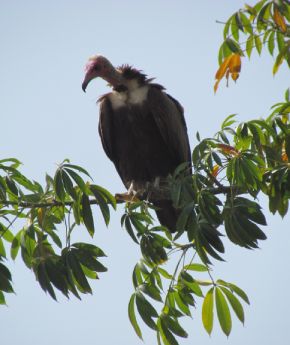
[98,97,116,162]
[147,86,191,167]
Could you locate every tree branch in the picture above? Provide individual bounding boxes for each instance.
[0,185,245,210]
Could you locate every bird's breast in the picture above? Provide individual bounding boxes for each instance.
[108,85,149,111]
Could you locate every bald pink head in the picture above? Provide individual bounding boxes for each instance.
[82,55,123,92]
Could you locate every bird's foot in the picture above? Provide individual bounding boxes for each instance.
[115,192,140,203]
[115,183,140,203]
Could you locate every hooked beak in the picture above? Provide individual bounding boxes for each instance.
[82,70,97,92]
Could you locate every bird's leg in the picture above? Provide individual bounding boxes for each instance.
[128,181,136,195]
[115,180,140,203]
[153,177,160,189]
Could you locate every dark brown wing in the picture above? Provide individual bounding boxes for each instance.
[98,97,116,162]
[147,86,191,167]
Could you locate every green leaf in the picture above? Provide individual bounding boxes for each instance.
[215,287,232,336]
[273,52,284,75]
[45,258,69,297]
[158,267,173,279]
[77,252,107,273]
[0,238,6,257]
[216,280,250,305]
[0,262,12,281]
[62,253,81,300]
[226,38,243,55]
[254,35,262,55]
[91,184,116,209]
[174,291,191,316]
[128,294,143,340]
[62,163,92,180]
[72,242,106,257]
[228,283,250,305]
[10,229,22,260]
[202,287,214,335]
[67,250,92,294]
[276,32,285,52]
[223,15,232,39]
[231,14,240,41]
[0,291,6,305]
[240,12,253,34]
[285,88,290,102]
[62,170,77,200]
[44,228,62,248]
[64,168,89,194]
[54,169,65,202]
[163,315,188,338]
[12,171,39,192]
[0,176,7,200]
[36,263,56,300]
[123,215,139,244]
[135,292,158,330]
[157,318,179,345]
[90,185,110,226]
[140,283,162,302]
[81,193,95,237]
[246,35,254,58]
[221,114,237,129]
[183,263,208,272]
[5,176,18,196]
[268,31,275,55]
[220,287,245,324]
[180,271,203,297]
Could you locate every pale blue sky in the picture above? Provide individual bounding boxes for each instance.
[0,1,289,344]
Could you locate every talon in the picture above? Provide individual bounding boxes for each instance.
[115,192,140,203]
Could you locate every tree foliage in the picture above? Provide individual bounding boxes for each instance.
[0,1,289,344]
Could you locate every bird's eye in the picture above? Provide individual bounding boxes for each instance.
[94,65,101,71]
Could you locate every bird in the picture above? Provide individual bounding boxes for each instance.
[82,55,191,232]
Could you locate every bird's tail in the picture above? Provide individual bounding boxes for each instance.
[154,199,180,233]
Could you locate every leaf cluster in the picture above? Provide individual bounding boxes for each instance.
[0,160,115,303]
[216,0,290,90]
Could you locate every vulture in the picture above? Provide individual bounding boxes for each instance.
[82,55,191,232]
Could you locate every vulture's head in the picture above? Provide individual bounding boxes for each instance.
[82,55,123,92]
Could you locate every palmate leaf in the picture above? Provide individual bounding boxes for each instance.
[223,196,267,248]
